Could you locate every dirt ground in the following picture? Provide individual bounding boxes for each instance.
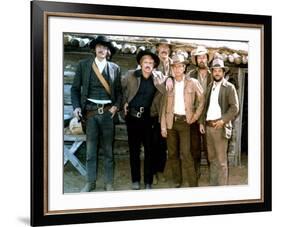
[63,148,248,193]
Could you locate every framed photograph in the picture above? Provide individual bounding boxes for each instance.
[31,0,272,226]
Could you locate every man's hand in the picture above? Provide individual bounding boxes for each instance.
[199,124,205,134]
[73,107,82,119]
[213,119,224,129]
[166,77,174,92]
[124,103,129,116]
[109,106,118,118]
[161,129,167,138]
[190,115,197,124]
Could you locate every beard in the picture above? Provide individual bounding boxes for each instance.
[198,62,208,69]
[213,76,223,82]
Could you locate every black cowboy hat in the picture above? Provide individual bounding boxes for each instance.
[89,35,116,56]
[136,49,160,68]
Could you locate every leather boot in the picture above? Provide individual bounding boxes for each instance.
[81,182,96,192]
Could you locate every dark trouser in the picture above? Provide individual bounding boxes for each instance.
[151,117,167,174]
[167,120,198,187]
[206,126,229,186]
[85,111,114,184]
[126,114,153,185]
[190,122,208,177]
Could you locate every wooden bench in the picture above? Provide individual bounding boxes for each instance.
[64,124,128,176]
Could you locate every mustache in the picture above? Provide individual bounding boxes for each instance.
[160,51,168,55]
[145,66,152,70]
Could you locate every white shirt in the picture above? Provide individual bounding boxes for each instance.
[206,81,222,120]
[174,79,186,115]
[87,57,111,105]
[95,57,107,73]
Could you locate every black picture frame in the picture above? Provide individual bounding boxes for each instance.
[31,0,272,226]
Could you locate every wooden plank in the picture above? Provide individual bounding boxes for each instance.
[64,145,87,176]
[64,134,86,141]
[64,141,84,165]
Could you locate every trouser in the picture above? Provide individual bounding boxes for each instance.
[206,126,229,186]
[190,122,208,177]
[167,120,198,187]
[126,114,153,185]
[151,117,167,174]
[85,110,114,184]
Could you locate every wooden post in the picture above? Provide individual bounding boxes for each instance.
[236,68,246,166]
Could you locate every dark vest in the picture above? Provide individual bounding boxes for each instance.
[88,64,111,100]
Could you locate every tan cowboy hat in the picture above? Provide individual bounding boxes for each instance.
[156,38,172,48]
[170,53,189,65]
[191,46,213,65]
[210,58,229,71]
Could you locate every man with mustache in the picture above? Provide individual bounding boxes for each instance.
[71,35,122,192]
[123,49,166,190]
[199,58,239,186]
[150,39,172,184]
[188,46,213,179]
[161,53,204,188]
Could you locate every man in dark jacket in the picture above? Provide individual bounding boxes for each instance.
[199,58,239,186]
[71,35,122,192]
[123,49,166,190]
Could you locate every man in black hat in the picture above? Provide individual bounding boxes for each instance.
[71,35,122,192]
[122,49,166,190]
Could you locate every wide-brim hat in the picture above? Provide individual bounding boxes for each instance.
[89,35,116,56]
[191,46,213,65]
[210,58,229,71]
[136,49,160,68]
[156,38,172,48]
[170,53,189,66]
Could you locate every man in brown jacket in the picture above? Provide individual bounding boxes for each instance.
[161,54,205,187]
[188,46,213,179]
[123,49,166,190]
[150,39,172,184]
[199,58,239,186]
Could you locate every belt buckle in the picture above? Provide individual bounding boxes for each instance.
[136,112,142,118]
[97,104,104,114]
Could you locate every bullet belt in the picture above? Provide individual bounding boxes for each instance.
[85,103,112,118]
[206,119,220,127]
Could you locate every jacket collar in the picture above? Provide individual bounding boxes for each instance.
[134,69,142,78]
[221,78,229,87]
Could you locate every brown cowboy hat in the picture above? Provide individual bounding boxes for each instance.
[191,46,214,65]
[156,38,172,48]
[136,49,160,68]
[170,53,189,66]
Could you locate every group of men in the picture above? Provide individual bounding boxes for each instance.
[71,35,239,192]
